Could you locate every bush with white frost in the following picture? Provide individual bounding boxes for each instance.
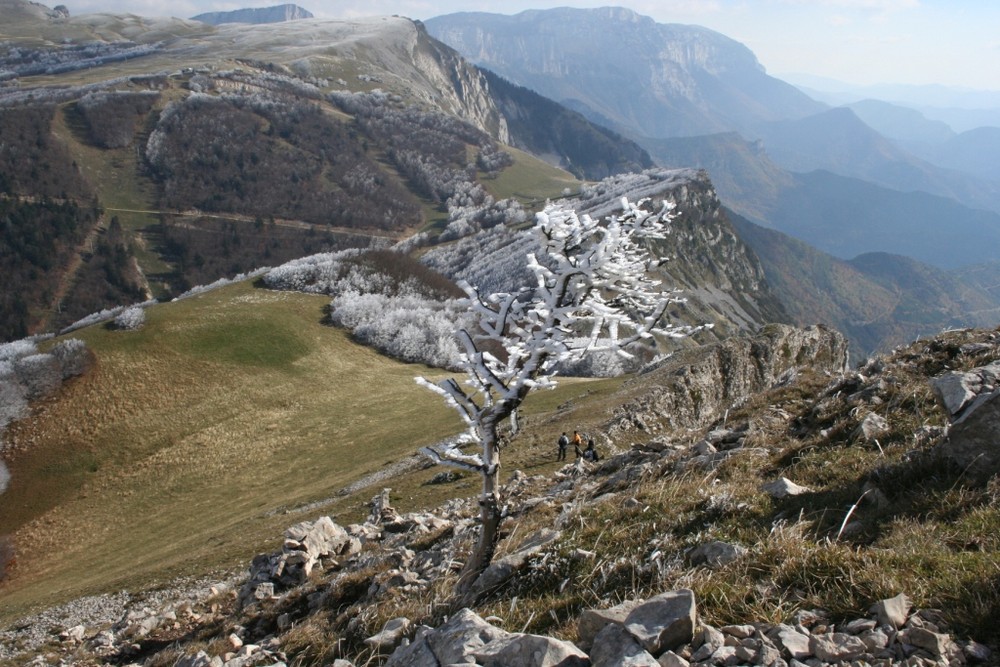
[331,292,467,369]
[50,339,90,378]
[112,306,146,331]
[0,337,90,444]
[14,354,62,400]
[61,300,157,334]
[265,251,467,368]
[0,369,29,434]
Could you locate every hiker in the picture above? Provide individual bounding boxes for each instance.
[572,430,584,453]
[557,432,569,461]
[583,438,600,462]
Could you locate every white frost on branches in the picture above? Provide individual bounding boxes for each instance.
[419,196,707,469]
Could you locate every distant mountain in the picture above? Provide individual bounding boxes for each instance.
[643,132,794,223]
[753,107,1000,214]
[647,131,1000,270]
[844,99,955,148]
[425,8,825,139]
[729,212,1000,356]
[191,4,312,25]
[762,170,1000,270]
[834,100,1000,186]
[428,5,1000,257]
[782,74,1000,111]
[481,70,654,179]
[786,75,1000,134]
[953,261,1000,303]
[927,127,1000,183]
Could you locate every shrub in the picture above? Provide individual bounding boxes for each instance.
[13,353,61,399]
[112,305,146,331]
[0,375,29,432]
[50,338,91,377]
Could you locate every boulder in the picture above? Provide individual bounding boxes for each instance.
[285,516,350,556]
[578,599,643,650]
[773,624,811,660]
[623,589,697,655]
[938,389,1000,480]
[589,622,660,667]
[871,593,910,630]
[931,362,1000,416]
[364,617,411,652]
[809,632,866,662]
[384,608,509,667]
[473,633,589,667]
[762,477,812,499]
[904,627,957,659]
[656,651,689,667]
[854,412,889,441]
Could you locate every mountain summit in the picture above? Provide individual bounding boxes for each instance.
[191,4,313,25]
[425,7,823,138]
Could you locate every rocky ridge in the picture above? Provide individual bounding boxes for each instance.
[5,324,1000,665]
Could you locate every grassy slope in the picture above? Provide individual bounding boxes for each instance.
[482,145,581,207]
[0,281,462,618]
[0,278,615,622]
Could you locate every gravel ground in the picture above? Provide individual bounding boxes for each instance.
[0,571,242,662]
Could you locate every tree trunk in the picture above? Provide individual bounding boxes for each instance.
[453,416,503,602]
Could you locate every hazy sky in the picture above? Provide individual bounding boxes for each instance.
[60,0,1000,91]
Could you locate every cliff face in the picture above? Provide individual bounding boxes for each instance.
[565,169,790,339]
[190,4,313,25]
[425,7,823,138]
[608,323,849,438]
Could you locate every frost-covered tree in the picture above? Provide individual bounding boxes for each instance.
[417,197,705,596]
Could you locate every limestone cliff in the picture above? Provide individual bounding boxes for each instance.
[608,323,849,437]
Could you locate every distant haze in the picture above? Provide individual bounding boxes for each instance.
[59,0,1000,94]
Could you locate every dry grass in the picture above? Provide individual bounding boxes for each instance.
[0,280,468,621]
[399,333,1000,645]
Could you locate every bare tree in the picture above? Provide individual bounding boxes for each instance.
[418,196,704,597]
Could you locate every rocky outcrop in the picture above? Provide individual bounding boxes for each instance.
[421,169,792,349]
[932,359,1000,481]
[376,591,983,667]
[609,323,848,436]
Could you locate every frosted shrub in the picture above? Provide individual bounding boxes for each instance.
[13,354,61,400]
[0,376,28,433]
[61,306,125,334]
[331,292,466,369]
[421,225,538,294]
[263,250,362,294]
[267,250,466,368]
[113,306,145,331]
[50,339,90,378]
[174,270,269,300]
[0,340,37,363]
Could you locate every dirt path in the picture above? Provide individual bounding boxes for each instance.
[103,207,401,241]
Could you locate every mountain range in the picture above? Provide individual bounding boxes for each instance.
[426,7,1000,266]
[2,0,999,357]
